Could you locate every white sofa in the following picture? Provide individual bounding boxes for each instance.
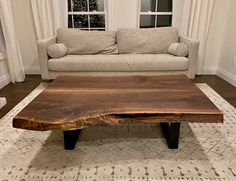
[37,27,199,80]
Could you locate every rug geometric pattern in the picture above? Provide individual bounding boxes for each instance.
[0,83,235,181]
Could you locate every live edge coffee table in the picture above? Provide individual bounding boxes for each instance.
[13,75,223,150]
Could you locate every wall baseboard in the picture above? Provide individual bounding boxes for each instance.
[24,66,40,75]
[0,74,10,89]
[200,66,217,75]
[216,67,236,87]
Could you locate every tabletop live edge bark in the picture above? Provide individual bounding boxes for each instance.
[13,75,223,150]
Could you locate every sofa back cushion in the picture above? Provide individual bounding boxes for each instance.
[117,27,178,54]
[57,28,118,55]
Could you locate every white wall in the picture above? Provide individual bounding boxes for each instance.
[202,0,236,86]
[216,0,236,86]
[10,0,39,74]
[202,0,230,74]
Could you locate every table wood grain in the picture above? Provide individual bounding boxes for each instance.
[13,75,223,131]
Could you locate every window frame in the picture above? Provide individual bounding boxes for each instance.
[138,0,173,28]
[68,0,107,31]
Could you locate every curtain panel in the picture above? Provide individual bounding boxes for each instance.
[0,0,25,83]
[173,0,215,74]
[31,0,68,40]
[0,23,6,59]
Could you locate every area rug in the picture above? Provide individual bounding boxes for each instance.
[0,97,6,109]
[0,83,235,181]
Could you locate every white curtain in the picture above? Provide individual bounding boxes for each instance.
[173,0,215,74]
[31,0,68,40]
[0,0,25,83]
[0,23,6,57]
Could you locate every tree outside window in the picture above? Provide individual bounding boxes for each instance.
[68,0,106,31]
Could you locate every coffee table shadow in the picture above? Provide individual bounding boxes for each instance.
[27,122,211,171]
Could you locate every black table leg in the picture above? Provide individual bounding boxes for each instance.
[160,122,180,149]
[63,129,81,150]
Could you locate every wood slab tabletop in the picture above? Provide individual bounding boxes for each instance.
[13,75,223,131]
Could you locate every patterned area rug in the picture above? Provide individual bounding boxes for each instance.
[0,83,235,181]
[0,97,6,109]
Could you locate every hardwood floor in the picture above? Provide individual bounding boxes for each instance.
[194,75,236,107]
[0,75,235,119]
[0,75,42,118]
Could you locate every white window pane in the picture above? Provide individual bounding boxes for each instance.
[140,15,155,28]
[72,0,88,12]
[157,0,172,12]
[90,15,105,28]
[73,15,89,28]
[90,29,105,31]
[89,0,104,12]
[68,0,72,11]
[68,0,106,30]
[141,0,156,12]
[79,29,90,31]
[68,15,73,28]
[156,15,172,27]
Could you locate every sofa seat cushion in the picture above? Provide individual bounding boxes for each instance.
[48,54,189,72]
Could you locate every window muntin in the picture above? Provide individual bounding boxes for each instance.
[68,0,106,31]
[140,0,172,28]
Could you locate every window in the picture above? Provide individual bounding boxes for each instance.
[68,0,106,31]
[139,0,172,28]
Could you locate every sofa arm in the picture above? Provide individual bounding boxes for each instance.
[180,36,199,79]
[37,36,56,80]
